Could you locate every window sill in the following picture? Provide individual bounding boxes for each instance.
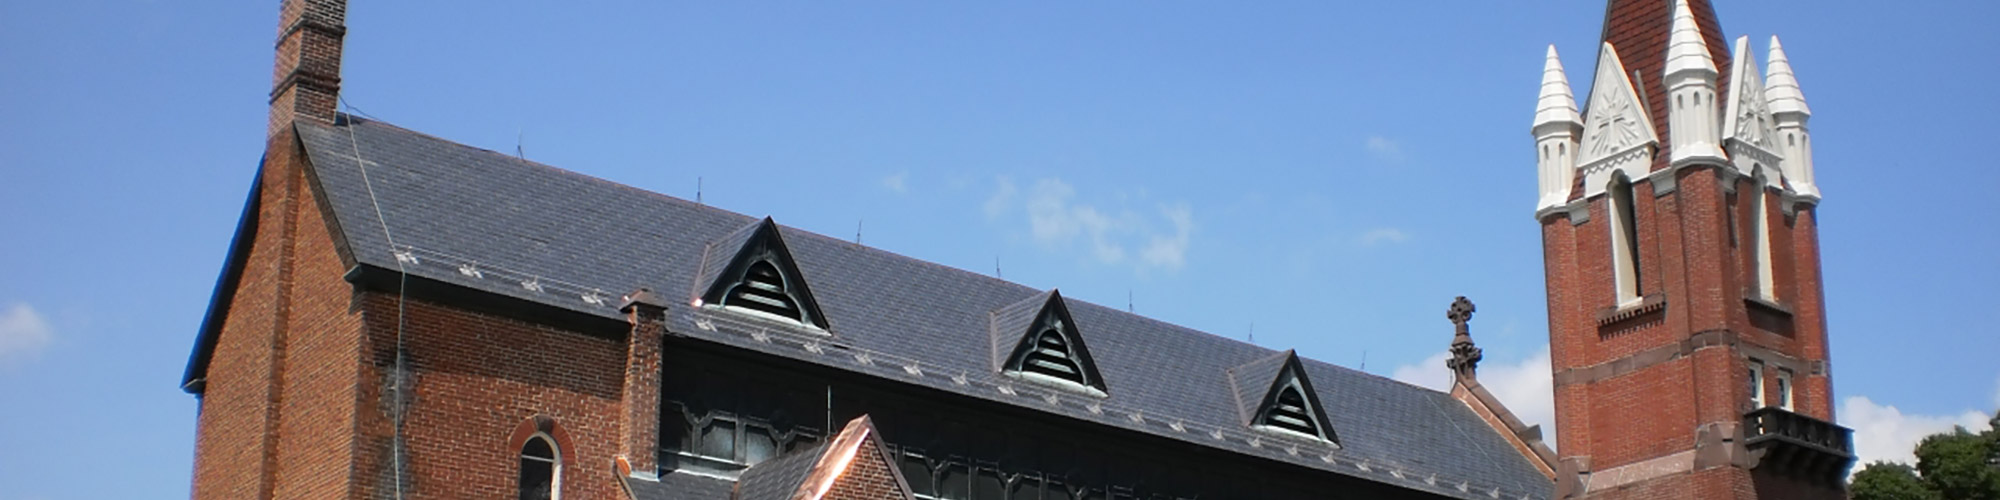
[1595,293,1667,334]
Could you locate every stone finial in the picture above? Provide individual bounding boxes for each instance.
[1446,296,1483,380]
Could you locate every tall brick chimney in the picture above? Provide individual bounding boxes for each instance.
[269,0,346,136]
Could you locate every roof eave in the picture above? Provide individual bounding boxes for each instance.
[182,164,266,394]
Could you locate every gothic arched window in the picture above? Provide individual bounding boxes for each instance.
[519,434,560,500]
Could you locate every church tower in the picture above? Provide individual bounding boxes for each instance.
[1533,0,1852,498]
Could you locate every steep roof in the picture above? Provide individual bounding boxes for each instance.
[1593,0,1732,171]
[217,115,1552,499]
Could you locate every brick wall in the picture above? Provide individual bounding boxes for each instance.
[351,292,629,499]
[1544,161,1839,499]
[824,437,911,500]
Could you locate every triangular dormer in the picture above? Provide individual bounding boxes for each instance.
[990,290,1106,395]
[696,217,830,330]
[1577,41,1660,199]
[1228,350,1338,444]
[1723,35,1783,186]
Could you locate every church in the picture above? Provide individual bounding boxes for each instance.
[180,0,1854,498]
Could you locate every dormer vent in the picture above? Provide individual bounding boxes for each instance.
[728,261,801,319]
[695,217,829,330]
[1229,350,1338,444]
[1264,384,1318,436]
[1021,327,1084,382]
[991,290,1106,395]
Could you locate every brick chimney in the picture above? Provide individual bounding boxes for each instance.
[269,0,346,136]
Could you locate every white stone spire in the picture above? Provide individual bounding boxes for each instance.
[1663,0,1718,77]
[1765,36,1812,116]
[1535,45,1583,129]
[1534,45,1584,215]
[1663,0,1726,167]
[1766,36,1819,199]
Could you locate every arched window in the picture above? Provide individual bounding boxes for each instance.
[519,434,560,500]
[1609,173,1643,304]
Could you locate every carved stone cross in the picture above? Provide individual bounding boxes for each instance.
[1445,296,1483,380]
[1447,296,1476,333]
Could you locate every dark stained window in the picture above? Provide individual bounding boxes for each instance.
[518,435,558,500]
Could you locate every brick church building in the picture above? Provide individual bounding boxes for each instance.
[181,0,1853,498]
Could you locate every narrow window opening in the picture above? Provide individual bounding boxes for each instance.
[519,435,560,500]
[1749,174,1775,300]
[1610,174,1644,304]
[1776,369,1794,410]
[1748,361,1766,408]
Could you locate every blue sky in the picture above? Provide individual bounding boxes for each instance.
[1,1,1995,497]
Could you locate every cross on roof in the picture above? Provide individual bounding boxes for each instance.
[1447,296,1476,329]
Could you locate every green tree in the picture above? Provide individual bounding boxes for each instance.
[1851,462,1939,500]
[1851,410,2000,500]
[1913,426,2000,500]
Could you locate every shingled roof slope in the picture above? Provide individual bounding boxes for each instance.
[283,115,1552,499]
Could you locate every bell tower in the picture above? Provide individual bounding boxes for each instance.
[1533,0,1852,498]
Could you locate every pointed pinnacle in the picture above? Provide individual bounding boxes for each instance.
[1664,0,1717,77]
[1535,45,1583,128]
[1765,36,1811,116]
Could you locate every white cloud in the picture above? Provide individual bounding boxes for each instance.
[1026,178,1124,264]
[1359,227,1410,246]
[984,176,1017,218]
[1841,395,1994,467]
[1393,348,1557,448]
[1140,203,1194,270]
[989,177,1195,273]
[1366,135,1405,163]
[0,303,53,363]
[881,171,909,194]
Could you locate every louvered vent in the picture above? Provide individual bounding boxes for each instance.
[1020,329,1086,385]
[1262,384,1321,437]
[725,260,802,321]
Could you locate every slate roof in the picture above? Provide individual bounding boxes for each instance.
[233,115,1553,499]
[733,441,829,500]
[626,471,736,500]
[1227,350,1294,426]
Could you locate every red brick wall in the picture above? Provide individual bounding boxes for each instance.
[351,292,629,499]
[825,439,911,500]
[270,153,366,499]
[192,131,307,500]
[1543,163,1837,499]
